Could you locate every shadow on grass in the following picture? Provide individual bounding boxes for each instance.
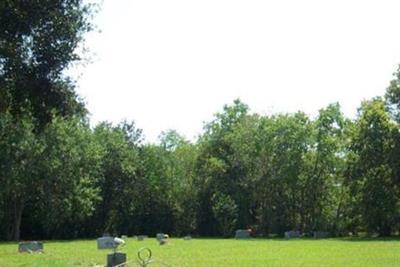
[0,238,98,245]
[1,236,399,245]
[335,236,400,242]
[193,236,400,242]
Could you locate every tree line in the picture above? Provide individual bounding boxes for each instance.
[1,1,400,241]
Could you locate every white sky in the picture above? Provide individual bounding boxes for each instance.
[72,0,400,142]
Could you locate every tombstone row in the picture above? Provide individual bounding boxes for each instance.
[284,230,331,239]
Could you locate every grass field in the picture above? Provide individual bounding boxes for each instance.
[0,237,399,267]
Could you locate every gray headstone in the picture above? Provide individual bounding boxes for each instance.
[137,235,145,241]
[107,252,126,267]
[183,235,192,240]
[97,236,116,249]
[284,230,301,239]
[235,229,251,239]
[18,241,43,253]
[313,231,330,239]
[156,233,165,241]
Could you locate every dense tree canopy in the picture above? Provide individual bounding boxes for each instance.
[0,96,397,241]
[0,0,92,128]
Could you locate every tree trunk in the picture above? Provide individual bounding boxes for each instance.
[5,196,24,241]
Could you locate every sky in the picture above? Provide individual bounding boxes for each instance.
[72,0,400,142]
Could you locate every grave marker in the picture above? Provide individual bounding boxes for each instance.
[18,241,43,253]
[235,229,251,239]
[284,230,301,239]
[97,236,116,250]
[156,233,167,241]
[107,252,126,267]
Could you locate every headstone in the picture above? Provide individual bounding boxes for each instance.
[137,235,145,241]
[284,230,301,239]
[114,237,125,247]
[107,252,126,267]
[97,236,116,249]
[235,229,251,239]
[156,233,165,241]
[183,235,192,240]
[121,235,128,239]
[18,241,43,253]
[313,231,330,239]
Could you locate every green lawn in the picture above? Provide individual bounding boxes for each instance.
[0,237,399,267]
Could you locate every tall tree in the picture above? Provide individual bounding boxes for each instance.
[196,99,249,235]
[300,103,347,233]
[0,0,94,127]
[0,113,41,240]
[348,98,399,236]
[90,121,142,236]
[386,65,400,122]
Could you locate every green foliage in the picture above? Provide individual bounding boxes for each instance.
[1,97,399,239]
[0,0,94,127]
[386,65,400,122]
[212,193,238,237]
[1,0,400,239]
[348,99,400,236]
[89,121,142,236]
[37,117,103,238]
[0,112,42,240]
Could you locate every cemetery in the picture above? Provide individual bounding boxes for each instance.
[1,237,400,266]
[1,0,400,266]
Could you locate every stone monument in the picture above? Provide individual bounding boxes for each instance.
[235,229,251,239]
[156,233,165,241]
[18,241,43,253]
[97,236,126,267]
[284,230,301,239]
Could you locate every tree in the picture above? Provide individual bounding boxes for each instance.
[348,98,400,236]
[212,193,238,237]
[159,129,187,151]
[264,112,312,234]
[300,103,348,233]
[158,131,199,235]
[35,117,103,239]
[196,99,249,235]
[89,121,142,236]
[0,0,94,127]
[0,1,97,240]
[0,112,41,240]
[386,65,400,122]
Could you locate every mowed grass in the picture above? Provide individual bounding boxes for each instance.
[0,237,399,267]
